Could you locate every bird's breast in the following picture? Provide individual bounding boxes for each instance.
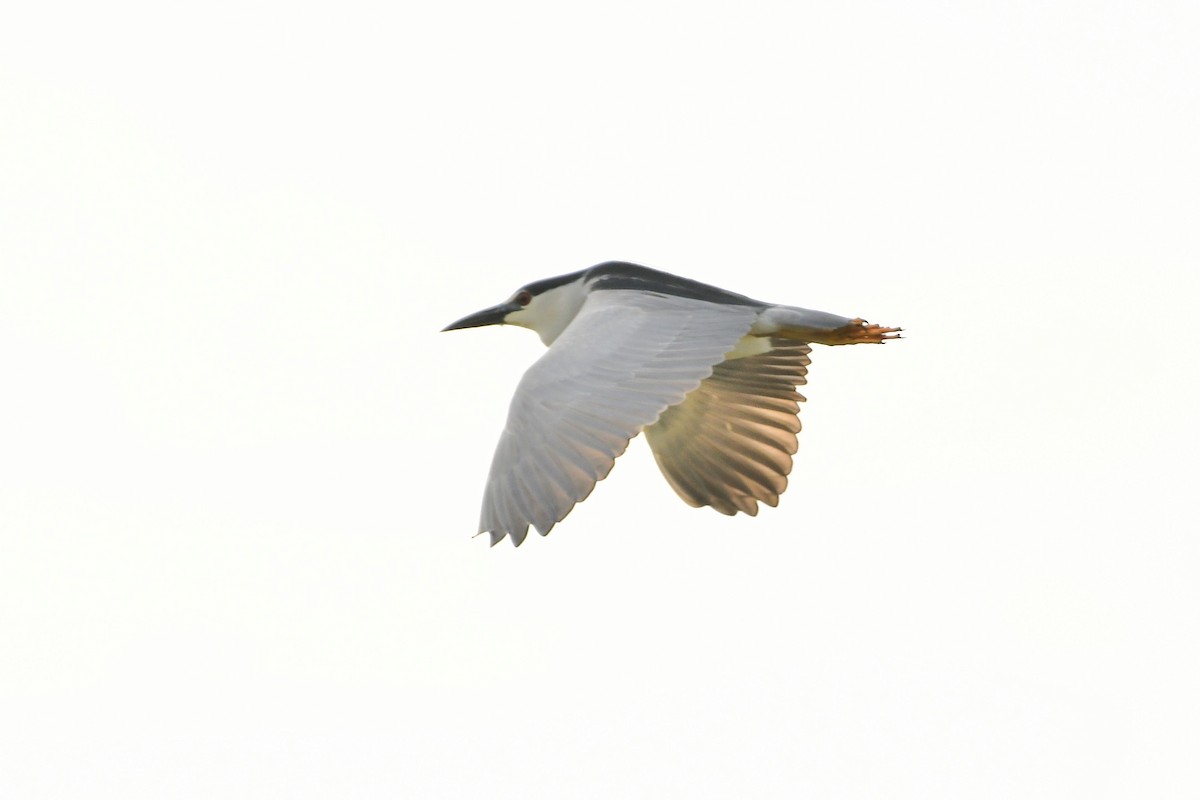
[722,334,774,362]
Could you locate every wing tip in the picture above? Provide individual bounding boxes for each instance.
[477,520,557,548]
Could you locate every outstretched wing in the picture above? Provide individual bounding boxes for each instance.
[480,290,758,546]
[644,337,811,515]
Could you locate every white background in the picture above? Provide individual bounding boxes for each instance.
[2,1,1198,797]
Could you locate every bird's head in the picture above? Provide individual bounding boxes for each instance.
[442,270,590,345]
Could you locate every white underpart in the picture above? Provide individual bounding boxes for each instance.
[723,333,773,361]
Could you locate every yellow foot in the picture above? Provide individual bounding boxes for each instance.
[830,318,903,345]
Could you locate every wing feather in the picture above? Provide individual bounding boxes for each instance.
[479,290,758,545]
[645,337,812,516]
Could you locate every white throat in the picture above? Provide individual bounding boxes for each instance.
[507,279,590,345]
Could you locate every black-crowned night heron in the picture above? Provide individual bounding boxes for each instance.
[443,261,901,546]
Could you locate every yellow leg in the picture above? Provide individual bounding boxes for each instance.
[825,318,903,345]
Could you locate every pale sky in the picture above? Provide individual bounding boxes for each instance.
[2,1,1198,797]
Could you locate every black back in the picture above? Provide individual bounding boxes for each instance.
[523,262,767,309]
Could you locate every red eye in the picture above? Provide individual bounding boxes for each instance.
[515,290,532,306]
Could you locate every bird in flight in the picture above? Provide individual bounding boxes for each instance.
[443,261,900,546]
